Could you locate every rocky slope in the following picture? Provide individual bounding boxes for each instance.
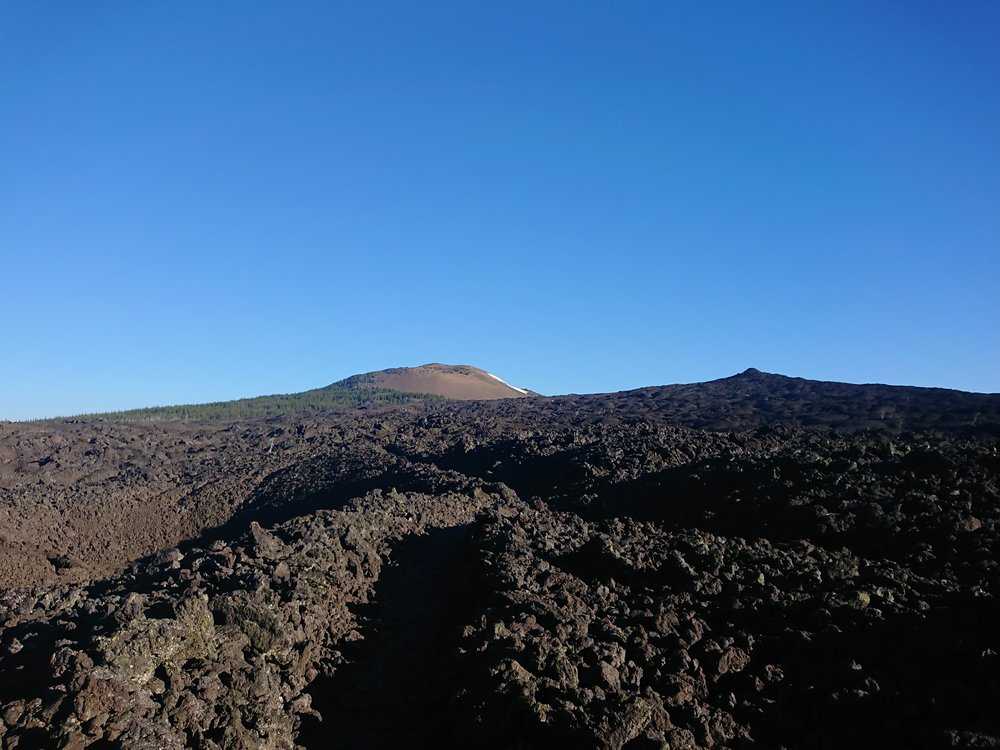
[0,371,998,749]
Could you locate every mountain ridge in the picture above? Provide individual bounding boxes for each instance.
[41,363,534,422]
[23,365,1000,426]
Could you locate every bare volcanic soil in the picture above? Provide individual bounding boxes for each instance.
[0,370,998,750]
[337,363,532,400]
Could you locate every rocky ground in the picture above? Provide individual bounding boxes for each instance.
[0,370,998,749]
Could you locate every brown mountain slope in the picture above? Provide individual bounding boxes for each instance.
[337,363,533,400]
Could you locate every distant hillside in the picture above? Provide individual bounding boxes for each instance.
[493,368,1000,435]
[66,385,442,422]
[56,364,533,422]
[336,363,534,400]
[45,365,996,430]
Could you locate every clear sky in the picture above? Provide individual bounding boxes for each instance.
[2,2,998,419]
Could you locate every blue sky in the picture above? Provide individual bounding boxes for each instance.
[2,2,998,419]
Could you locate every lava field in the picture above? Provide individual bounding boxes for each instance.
[1,370,998,749]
